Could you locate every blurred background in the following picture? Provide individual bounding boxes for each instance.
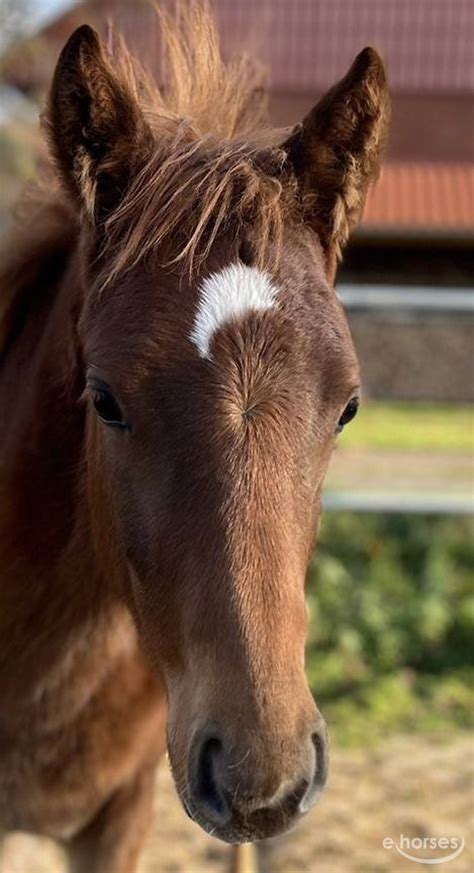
[0,1,473,871]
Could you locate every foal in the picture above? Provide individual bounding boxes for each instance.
[0,8,389,871]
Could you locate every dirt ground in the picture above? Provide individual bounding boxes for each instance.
[2,734,473,873]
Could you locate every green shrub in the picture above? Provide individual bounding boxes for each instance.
[306,513,474,742]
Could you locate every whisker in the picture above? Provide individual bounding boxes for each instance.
[227,748,251,770]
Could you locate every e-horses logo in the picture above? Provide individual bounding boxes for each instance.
[383,835,465,865]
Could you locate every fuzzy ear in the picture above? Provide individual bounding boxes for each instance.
[283,47,390,263]
[46,25,153,221]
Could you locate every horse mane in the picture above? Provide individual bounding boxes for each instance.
[121,2,273,143]
[0,188,77,354]
[94,2,297,283]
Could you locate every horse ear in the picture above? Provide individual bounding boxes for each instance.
[46,25,153,221]
[283,47,390,263]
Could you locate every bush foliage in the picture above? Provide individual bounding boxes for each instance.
[306,513,474,743]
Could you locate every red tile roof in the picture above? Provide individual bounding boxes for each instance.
[362,163,474,233]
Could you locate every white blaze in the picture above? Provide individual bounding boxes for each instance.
[189,263,279,359]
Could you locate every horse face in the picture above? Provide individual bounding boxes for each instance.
[49,24,388,842]
[79,236,358,841]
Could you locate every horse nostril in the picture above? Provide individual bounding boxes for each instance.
[192,735,231,826]
[300,727,329,814]
[313,727,329,785]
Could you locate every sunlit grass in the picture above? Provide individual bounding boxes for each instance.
[339,402,473,452]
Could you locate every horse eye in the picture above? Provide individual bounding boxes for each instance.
[88,382,129,430]
[336,397,359,434]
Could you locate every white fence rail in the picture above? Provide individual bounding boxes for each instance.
[323,492,473,514]
[336,284,474,313]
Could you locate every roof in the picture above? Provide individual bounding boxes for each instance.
[217,0,474,94]
[362,163,474,235]
[2,0,473,96]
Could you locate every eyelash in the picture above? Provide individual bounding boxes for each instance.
[336,397,359,434]
[87,382,130,430]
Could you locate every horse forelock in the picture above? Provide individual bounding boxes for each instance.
[86,4,298,289]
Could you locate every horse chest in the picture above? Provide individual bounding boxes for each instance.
[0,612,166,839]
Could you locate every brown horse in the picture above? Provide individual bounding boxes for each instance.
[0,6,389,871]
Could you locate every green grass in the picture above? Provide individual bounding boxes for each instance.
[340,402,473,452]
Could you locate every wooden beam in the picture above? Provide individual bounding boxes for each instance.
[230,843,259,873]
